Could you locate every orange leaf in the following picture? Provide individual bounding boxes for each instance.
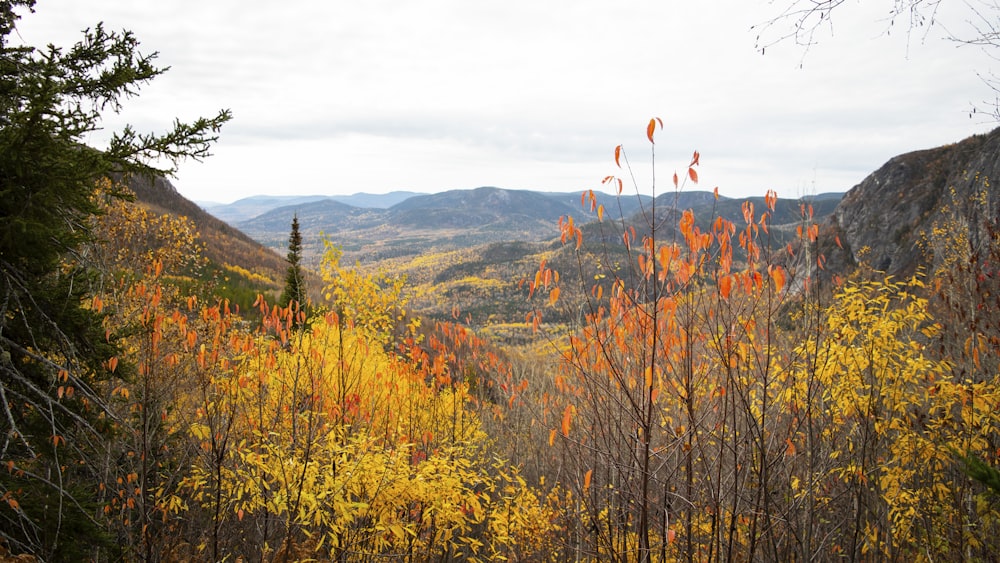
[561,405,573,436]
[668,528,676,544]
[688,167,698,184]
[713,186,719,200]
[770,265,786,294]
[584,469,593,492]
[549,287,561,307]
[673,171,679,189]
[614,145,622,168]
[835,235,843,249]
[690,150,700,166]
[646,118,657,143]
[237,508,245,521]
[597,204,604,222]
[549,429,557,447]
[785,438,797,456]
[742,201,754,224]
[719,275,733,300]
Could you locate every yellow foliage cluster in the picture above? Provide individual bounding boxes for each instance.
[89,178,206,277]
[93,242,565,561]
[222,263,277,287]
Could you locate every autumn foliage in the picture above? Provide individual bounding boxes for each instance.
[8,118,1000,562]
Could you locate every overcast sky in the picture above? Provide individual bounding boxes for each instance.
[12,1,1000,203]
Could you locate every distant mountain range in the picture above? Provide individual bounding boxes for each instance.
[148,125,1000,330]
[204,186,843,268]
[201,191,425,223]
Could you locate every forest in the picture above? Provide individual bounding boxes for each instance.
[4,0,1000,561]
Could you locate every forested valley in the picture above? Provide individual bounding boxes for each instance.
[4,1,1000,561]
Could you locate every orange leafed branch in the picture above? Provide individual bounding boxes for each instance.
[646,117,663,143]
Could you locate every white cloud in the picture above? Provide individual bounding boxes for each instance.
[12,0,999,203]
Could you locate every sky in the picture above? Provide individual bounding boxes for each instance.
[11,1,1000,204]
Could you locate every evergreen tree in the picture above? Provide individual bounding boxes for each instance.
[0,1,230,558]
[278,214,307,317]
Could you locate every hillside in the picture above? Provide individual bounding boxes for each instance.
[829,127,1000,276]
[121,174,296,309]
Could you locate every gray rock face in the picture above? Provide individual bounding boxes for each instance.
[833,128,1000,276]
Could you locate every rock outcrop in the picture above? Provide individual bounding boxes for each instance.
[832,127,1000,276]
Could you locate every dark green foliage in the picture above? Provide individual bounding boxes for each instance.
[279,213,307,314]
[957,450,1000,497]
[0,1,230,557]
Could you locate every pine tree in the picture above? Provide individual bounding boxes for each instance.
[0,1,230,557]
[279,213,307,318]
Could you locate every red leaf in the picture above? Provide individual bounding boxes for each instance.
[688,167,698,184]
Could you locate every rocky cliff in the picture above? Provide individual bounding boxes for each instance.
[831,127,1000,276]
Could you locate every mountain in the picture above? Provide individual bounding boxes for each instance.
[204,195,333,223]
[390,187,577,229]
[237,187,615,266]
[332,191,424,208]
[204,191,427,223]
[827,127,1000,276]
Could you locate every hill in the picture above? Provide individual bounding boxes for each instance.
[121,174,296,310]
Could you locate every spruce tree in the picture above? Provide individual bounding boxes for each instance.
[0,1,230,557]
[279,213,307,317]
